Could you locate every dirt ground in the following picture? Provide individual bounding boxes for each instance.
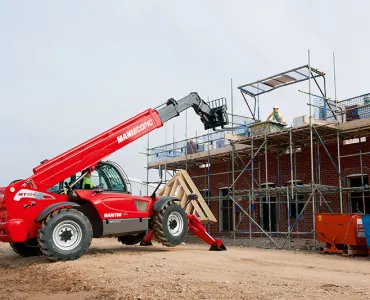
[1,238,370,300]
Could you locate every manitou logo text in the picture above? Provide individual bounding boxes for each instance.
[117,119,154,144]
[14,189,55,201]
[104,213,122,218]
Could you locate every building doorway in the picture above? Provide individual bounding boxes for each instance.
[262,196,277,232]
[260,183,277,232]
[219,188,234,232]
[348,174,370,214]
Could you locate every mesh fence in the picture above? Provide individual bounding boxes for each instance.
[339,93,370,121]
[149,115,254,162]
[313,97,344,122]
[313,93,370,123]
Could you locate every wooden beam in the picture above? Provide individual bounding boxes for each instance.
[156,169,217,222]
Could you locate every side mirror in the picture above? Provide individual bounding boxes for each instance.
[93,185,104,193]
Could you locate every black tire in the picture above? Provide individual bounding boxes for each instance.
[37,208,93,261]
[118,232,146,245]
[152,201,188,247]
[9,238,42,257]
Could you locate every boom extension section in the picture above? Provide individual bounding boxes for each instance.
[158,92,229,130]
[27,92,228,190]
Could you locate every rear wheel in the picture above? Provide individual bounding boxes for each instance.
[9,238,42,257]
[152,201,188,247]
[37,208,93,261]
[118,232,146,245]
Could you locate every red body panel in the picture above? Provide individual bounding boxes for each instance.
[0,219,28,242]
[0,187,71,242]
[0,188,6,222]
[75,190,154,220]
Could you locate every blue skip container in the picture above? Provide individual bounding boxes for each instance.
[362,215,370,247]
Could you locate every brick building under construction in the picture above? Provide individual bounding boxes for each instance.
[146,64,370,248]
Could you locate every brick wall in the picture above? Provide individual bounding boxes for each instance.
[188,138,370,236]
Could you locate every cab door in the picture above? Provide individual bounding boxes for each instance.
[91,163,149,219]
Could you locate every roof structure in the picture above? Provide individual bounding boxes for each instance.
[238,65,326,98]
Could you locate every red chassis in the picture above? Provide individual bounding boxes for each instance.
[0,93,228,261]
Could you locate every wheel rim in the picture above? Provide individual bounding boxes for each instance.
[167,212,184,237]
[52,220,82,251]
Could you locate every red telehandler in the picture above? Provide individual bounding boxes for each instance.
[0,92,228,261]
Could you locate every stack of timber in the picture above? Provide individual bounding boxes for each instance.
[157,169,217,222]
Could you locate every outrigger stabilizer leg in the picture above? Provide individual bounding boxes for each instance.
[188,214,227,251]
[139,217,227,251]
[140,230,154,246]
[140,192,227,250]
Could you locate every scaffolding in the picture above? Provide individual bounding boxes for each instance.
[144,54,370,251]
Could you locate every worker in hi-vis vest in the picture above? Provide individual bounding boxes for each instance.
[267,104,284,123]
[82,169,94,189]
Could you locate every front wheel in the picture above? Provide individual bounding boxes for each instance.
[152,201,188,247]
[10,238,42,257]
[37,208,93,261]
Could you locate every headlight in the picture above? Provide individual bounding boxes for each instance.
[135,200,149,212]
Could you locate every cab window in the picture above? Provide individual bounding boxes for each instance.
[47,164,127,193]
[96,164,127,192]
[47,173,79,194]
[90,170,108,189]
[47,184,60,194]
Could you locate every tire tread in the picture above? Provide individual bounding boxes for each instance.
[152,201,188,247]
[37,208,92,261]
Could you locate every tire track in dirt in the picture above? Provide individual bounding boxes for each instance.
[1,239,370,300]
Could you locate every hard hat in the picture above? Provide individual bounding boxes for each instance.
[273,104,279,109]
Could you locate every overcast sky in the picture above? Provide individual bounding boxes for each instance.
[1,1,369,187]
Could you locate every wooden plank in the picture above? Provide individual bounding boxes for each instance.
[169,178,179,196]
[177,188,185,204]
[185,203,192,214]
[176,175,193,214]
[180,170,217,222]
[225,133,248,142]
[339,118,370,131]
[192,207,198,217]
[176,175,192,195]
[156,168,217,222]
[191,200,207,220]
[180,170,216,221]
[177,173,202,216]
[180,193,188,207]
[158,175,176,196]
[163,183,172,197]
